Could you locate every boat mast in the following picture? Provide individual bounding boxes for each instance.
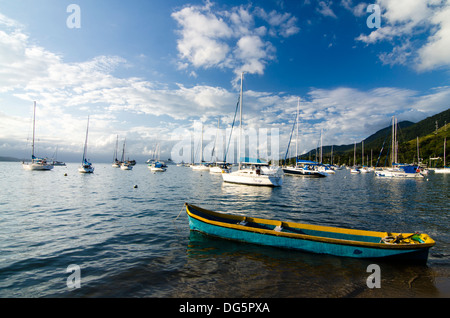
[362,140,364,166]
[82,116,90,163]
[296,97,299,166]
[239,72,243,170]
[31,101,36,159]
[445,137,447,167]
[320,129,323,164]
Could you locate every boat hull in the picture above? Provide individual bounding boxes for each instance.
[282,167,326,178]
[22,163,53,171]
[222,171,282,187]
[78,166,94,173]
[375,170,423,178]
[185,204,434,262]
[434,168,450,174]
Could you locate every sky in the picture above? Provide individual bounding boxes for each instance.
[1,0,450,163]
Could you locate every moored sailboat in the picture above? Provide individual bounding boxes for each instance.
[375,116,423,178]
[221,73,283,187]
[78,116,94,174]
[435,137,450,174]
[22,102,54,171]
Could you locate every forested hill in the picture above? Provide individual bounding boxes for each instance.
[298,108,450,167]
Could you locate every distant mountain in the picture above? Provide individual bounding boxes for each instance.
[295,108,450,167]
[0,156,22,162]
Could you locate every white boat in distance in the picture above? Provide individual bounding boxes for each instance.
[374,116,423,178]
[221,73,283,187]
[22,102,54,171]
[222,158,283,186]
[210,162,231,174]
[435,137,450,174]
[78,116,94,174]
[283,160,327,178]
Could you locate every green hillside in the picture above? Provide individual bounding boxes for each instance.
[291,108,450,167]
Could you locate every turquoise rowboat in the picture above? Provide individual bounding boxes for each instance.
[185,203,435,262]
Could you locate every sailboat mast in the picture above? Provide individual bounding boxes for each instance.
[296,97,299,164]
[362,140,364,166]
[31,101,36,158]
[320,129,322,164]
[445,137,447,167]
[239,72,243,170]
[82,116,90,163]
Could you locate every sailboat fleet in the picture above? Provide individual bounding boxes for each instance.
[20,95,447,182]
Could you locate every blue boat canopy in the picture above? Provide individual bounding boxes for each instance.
[239,157,268,165]
[296,159,319,164]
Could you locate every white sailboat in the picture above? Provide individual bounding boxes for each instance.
[112,135,121,168]
[192,124,210,171]
[78,116,94,174]
[209,118,231,174]
[435,137,450,174]
[375,116,423,178]
[120,138,133,170]
[148,144,166,172]
[282,98,326,178]
[22,102,54,171]
[222,73,283,187]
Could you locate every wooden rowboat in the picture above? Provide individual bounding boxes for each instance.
[185,203,435,262]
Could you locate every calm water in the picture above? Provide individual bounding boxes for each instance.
[0,162,448,298]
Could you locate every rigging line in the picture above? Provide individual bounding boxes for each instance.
[284,112,298,163]
[223,95,240,163]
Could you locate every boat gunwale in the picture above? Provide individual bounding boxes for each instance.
[185,203,435,250]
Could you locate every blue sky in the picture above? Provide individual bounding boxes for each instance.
[1,0,450,163]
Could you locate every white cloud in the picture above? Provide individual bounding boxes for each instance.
[171,1,300,80]
[355,0,450,72]
[317,1,337,18]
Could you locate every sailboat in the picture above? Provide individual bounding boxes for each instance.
[282,98,326,178]
[148,143,166,172]
[78,116,94,174]
[222,73,283,187]
[192,124,210,171]
[435,137,450,174]
[120,138,133,170]
[51,146,66,166]
[375,116,423,178]
[22,102,54,171]
[209,118,231,174]
[112,135,121,168]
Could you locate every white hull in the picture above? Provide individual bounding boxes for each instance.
[282,167,326,177]
[209,166,230,174]
[150,167,166,172]
[192,165,210,171]
[120,164,133,170]
[78,166,94,173]
[375,169,423,178]
[222,168,283,187]
[22,163,53,171]
[434,168,450,174]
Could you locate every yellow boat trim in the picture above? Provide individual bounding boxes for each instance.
[186,204,435,250]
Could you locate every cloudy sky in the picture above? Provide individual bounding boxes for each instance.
[1,0,449,163]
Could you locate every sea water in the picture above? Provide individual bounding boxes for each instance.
[0,162,448,298]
